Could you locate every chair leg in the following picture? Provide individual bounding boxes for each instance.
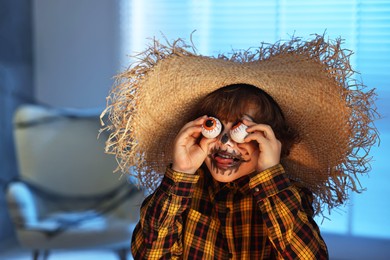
[32,250,39,260]
[116,248,128,260]
[32,250,50,260]
[43,250,50,260]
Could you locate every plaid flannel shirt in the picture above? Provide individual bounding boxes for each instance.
[131,164,328,259]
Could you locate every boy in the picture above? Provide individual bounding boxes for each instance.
[101,35,378,259]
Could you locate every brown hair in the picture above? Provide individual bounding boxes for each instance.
[196,84,299,158]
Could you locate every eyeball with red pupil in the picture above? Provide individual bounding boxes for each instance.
[201,117,222,139]
[230,122,248,143]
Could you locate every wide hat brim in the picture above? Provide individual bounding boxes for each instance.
[101,35,379,214]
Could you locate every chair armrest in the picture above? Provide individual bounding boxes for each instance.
[6,182,38,227]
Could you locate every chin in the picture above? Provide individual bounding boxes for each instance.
[204,160,255,183]
[209,171,245,183]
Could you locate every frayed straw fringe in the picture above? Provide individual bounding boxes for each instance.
[100,33,379,216]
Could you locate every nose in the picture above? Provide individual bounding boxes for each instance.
[219,131,235,146]
[221,133,229,144]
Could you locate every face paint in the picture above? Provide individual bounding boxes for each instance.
[208,146,250,176]
[221,133,229,144]
[203,109,260,182]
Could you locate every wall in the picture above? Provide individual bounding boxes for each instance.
[33,0,121,108]
[0,0,34,243]
[0,0,121,245]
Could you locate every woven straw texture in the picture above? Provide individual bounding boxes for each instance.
[101,34,379,214]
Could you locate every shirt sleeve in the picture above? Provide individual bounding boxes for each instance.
[131,167,199,259]
[249,164,329,260]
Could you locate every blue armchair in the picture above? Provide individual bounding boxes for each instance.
[6,104,144,260]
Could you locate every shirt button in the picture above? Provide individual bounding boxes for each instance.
[254,187,260,192]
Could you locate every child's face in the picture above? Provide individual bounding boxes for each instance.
[204,106,260,182]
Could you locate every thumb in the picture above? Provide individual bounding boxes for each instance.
[199,137,216,154]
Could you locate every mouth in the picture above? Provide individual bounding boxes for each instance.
[208,147,249,175]
[213,150,241,168]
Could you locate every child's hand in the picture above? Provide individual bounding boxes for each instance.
[172,116,215,174]
[242,119,282,172]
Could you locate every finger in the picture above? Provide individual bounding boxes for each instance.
[199,136,217,152]
[244,132,271,147]
[244,122,276,140]
[180,116,206,130]
[176,125,203,146]
[242,118,257,127]
[244,133,281,161]
[192,115,209,125]
[177,115,208,136]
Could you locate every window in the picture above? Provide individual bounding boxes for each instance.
[120,0,390,239]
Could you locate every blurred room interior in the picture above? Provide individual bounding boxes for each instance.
[1,0,389,259]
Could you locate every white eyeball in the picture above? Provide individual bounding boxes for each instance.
[201,117,222,139]
[230,122,248,143]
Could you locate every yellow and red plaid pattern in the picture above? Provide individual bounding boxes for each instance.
[131,164,328,259]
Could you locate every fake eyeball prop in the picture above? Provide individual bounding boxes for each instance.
[230,122,248,143]
[201,117,222,139]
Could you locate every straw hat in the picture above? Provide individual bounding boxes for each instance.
[101,34,379,214]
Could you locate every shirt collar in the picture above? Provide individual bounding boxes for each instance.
[201,166,252,199]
